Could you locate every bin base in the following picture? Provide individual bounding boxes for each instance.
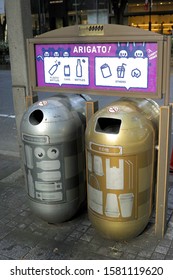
[88,210,150,241]
[28,197,83,223]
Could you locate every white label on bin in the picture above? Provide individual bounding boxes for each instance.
[38,100,48,106]
[36,191,63,201]
[27,170,35,198]
[37,171,61,181]
[108,106,119,113]
[87,152,92,172]
[88,184,103,215]
[119,193,134,218]
[105,193,120,217]
[25,145,33,169]
[90,142,123,155]
[93,155,104,176]
[35,181,62,191]
[36,160,60,171]
[106,159,124,190]
[22,134,49,144]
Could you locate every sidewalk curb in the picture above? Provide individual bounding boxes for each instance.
[0,149,20,158]
[0,168,23,184]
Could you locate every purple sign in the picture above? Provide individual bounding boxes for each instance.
[35,42,158,93]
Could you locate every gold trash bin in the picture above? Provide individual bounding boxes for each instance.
[85,98,159,240]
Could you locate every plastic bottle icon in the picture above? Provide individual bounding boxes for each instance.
[76,59,82,77]
[48,61,60,76]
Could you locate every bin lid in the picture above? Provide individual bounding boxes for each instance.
[94,102,150,131]
[119,97,160,132]
[86,101,155,147]
[20,96,84,138]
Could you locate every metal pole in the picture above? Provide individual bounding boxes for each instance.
[5,0,33,157]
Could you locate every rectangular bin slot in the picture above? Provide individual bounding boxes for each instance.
[95,118,121,134]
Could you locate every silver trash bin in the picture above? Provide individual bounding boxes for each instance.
[20,94,89,223]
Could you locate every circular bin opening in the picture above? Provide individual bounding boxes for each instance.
[29,109,44,125]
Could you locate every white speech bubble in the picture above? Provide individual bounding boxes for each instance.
[44,57,89,86]
[95,57,148,90]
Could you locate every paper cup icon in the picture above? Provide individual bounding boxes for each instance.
[105,193,120,218]
[117,63,126,78]
[119,193,134,218]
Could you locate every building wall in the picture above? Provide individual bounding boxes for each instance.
[127,2,173,34]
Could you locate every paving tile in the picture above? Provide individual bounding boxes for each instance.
[121,252,136,259]
[0,155,20,180]
[65,230,83,242]
[123,244,141,255]
[86,242,100,253]
[0,230,39,259]
[0,224,14,239]
[0,254,13,260]
[154,245,169,255]
[137,249,154,259]
[165,255,173,260]
[157,238,172,248]
[167,247,173,256]
[23,240,68,260]
[97,245,124,259]
[80,232,93,242]
[163,228,173,241]
[150,252,166,260]
[68,250,111,260]
[76,224,89,233]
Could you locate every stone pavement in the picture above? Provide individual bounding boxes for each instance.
[0,153,173,260]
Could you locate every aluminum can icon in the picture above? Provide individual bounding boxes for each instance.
[101,63,112,78]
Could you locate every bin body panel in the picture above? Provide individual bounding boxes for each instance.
[85,99,158,240]
[21,95,88,223]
